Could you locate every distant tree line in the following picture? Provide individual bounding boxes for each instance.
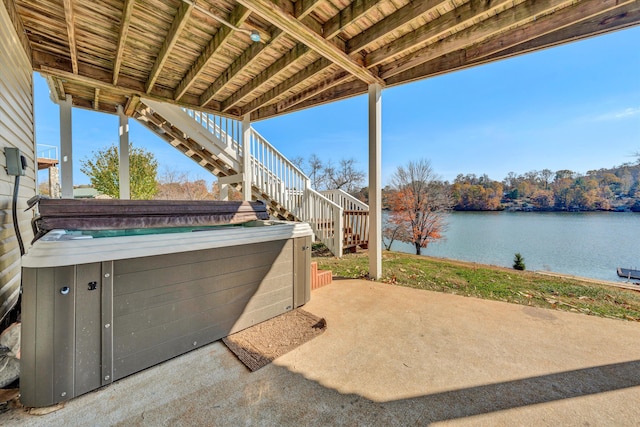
[451,163,640,212]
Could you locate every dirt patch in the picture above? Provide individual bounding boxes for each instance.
[223,309,326,371]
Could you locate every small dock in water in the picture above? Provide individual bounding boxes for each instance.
[617,267,640,281]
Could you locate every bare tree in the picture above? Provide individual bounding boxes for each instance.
[388,159,452,255]
[325,158,365,193]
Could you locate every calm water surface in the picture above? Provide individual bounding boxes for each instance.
[387,212,640,282]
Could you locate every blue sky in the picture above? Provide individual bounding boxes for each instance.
[35,27,640,188]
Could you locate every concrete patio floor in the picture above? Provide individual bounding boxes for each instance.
[3,279,640,426]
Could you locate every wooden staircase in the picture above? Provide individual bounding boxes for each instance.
[133,99,369,256]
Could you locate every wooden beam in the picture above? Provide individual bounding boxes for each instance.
[62,0,78,74]
[124,95,140,116]
[113,0,135,85]
[221,44,310,111]
[93,88,100,110]
[482,4,640,61]
[34,56,225,115]
[380,0,576,79]
[294,0,322,19]
[365,0,513,68]
[43,75,62,101]
[346,0,444,54]
[274,70,351,112]
[387,2,640,85]
[199,27,284,106]
[253,79,367,120]
[2,0,32,60]
[174,4,251,100]
[241,58,333,115]
[219,0,363,112]
[145,1,193,93]
[323,0,378,40]
[237,0,383,85]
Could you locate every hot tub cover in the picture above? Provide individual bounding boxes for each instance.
[28,196,269,242]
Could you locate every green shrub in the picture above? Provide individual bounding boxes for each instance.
[513,253,526,270]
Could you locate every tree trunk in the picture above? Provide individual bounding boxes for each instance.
[415,243,421,255]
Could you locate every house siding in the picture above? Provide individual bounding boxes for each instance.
[0,1,35,321]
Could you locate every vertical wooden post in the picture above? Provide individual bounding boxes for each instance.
[242,113,252,201]
[60,95,73,199]
[117,105,130,199]
[368,84,382,279]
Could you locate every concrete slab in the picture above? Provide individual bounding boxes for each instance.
[2,279,640,426]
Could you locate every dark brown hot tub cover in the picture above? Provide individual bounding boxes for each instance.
[29,197,269,242]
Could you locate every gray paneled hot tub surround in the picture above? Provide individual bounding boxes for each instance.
[20,221,312,407]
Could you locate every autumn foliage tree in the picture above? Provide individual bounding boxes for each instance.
[386,159,452,255]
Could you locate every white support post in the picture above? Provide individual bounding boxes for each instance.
[368,84,382,279]
[242,114,252,201]
[117,105,131,199]
[60,95,73,199]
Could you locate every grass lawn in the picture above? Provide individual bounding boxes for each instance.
[314,249,640,322]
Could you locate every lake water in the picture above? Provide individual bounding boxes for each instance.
[385,211,640,283]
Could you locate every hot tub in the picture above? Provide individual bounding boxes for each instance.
[20,200,312,408]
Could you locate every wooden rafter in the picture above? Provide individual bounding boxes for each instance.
[241,58,333,115]
[483,3,640,62]
[274,70,352,112]
[62,0,78,74]
[221,44,310,112]
[219,0,375,111]
[254,79,367,120]
[93,88,100,110]
[380,0,576,79]
[198,29,283,107]
[174,4,251,101]
[237,0,384,86]
[198,0,324,108]
[346,0,445,54]
[365,0,514,68]
[35,58,223,114]
[386,2,640,87]
[113,0,136,85]
[145,1,194,93]
[323,0,379,40]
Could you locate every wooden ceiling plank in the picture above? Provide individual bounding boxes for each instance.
[145,1,194,93]
[221,44,310,112]
[366,0,514,68]
[199,27,284,107]
[380,0,577,80]
[62,0,78,74]
[385,0,639,85]
[174,4,251,101]
[237,0,383,85]
[323,0,379,40]
[241,58,333,115]
[112,0,136,85]
[346,0,445,54]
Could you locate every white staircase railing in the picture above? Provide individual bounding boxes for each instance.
[319,189,368,211]
[140,100,346,255]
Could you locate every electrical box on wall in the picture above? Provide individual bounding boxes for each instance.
[4,147,27,176]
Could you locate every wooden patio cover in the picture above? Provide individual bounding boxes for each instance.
[6,0,640,121]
